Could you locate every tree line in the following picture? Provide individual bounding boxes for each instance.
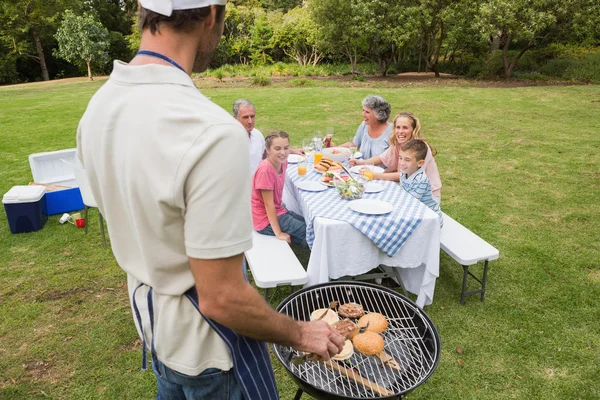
[1,0,599,84]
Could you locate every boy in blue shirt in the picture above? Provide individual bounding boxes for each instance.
[399,139,443,225]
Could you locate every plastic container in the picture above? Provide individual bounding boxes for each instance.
[28,149,84,215]
[3,185,47,233]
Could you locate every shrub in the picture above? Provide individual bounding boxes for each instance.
[539,59,577,77]
[350,75,366,82]
[565,51,600,83]
[214,69,224,81]
[288,78,313,87]
[252,76,271,86]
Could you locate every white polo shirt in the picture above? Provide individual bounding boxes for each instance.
[76,60,253,375]
[248,128,265,175]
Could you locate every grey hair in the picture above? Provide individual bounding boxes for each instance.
[233,99,255,117]
[362,95,391,123]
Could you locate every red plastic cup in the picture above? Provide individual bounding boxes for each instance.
[75,218,85,228]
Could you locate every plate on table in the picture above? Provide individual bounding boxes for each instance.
[296,181,327,192]
[364,182,384,193]
[348,199,393,215]
[288,154,306,163]
[320,173,351,188]
[350,165,385,174]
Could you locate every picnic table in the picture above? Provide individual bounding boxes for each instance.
[283,163,441,308]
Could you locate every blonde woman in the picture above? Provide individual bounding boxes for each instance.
[350,112,441,199]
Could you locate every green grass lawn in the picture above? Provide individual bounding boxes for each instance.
[1,78,599,399]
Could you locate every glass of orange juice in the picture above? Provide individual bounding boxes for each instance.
[363,163,374,180]
[314,151,323,164]
[298,159,307,176]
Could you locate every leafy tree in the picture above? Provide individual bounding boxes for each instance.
[475,0,561,79]
[54,10,110,81]
[358,0,414,76]
[0,0,80,81]
[271,6,323,66]
[310,0,368,74]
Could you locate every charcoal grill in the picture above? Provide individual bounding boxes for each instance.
[273,282,440,399]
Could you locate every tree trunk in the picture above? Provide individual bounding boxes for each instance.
[501,33,512,79]
[418,35,424,73]
[87,60,93,81]
[32,26,49,81]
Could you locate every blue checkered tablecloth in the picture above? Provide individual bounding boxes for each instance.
[287,164,427,257]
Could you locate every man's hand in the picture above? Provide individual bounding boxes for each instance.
[276,231,291,243]
[294,320,345,361]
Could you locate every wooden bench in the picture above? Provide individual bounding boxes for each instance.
[440,212,499,304]
[244,231,308,300]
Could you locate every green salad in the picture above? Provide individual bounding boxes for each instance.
[336,180,365,200]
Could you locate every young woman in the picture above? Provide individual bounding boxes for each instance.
[350,112,442,199]
[251,130,307,246]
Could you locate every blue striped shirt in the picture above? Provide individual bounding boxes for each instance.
[401,167,443,225]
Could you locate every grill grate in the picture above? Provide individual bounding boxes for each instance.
[273,283,440,399]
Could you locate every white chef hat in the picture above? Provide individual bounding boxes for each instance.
[139,0,227,17]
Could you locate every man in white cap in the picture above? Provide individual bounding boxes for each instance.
[76,1,344,398]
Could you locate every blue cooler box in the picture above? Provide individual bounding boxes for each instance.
[29,149,85,215]
[3,185,47,234]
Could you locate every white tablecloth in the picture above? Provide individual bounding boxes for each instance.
[283,172,440,308]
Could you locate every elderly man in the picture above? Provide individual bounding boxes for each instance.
[233,99,303,174]
[76,1,344,398]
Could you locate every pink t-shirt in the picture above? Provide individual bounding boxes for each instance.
[251,159,288,230]
[379,143,442,199]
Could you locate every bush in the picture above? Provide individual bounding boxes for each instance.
[565,51,600,83]
[252,76,271,86]
[288,78,313,87]
[539,59,577,77]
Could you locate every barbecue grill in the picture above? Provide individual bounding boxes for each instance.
[273,282,441,399]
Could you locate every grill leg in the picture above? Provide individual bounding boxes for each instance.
[294,388,304,400]
[264,288,269,301]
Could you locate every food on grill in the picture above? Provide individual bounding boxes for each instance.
[332,319,359,339]
[338,302,365,318]
[357,312,388,333]
[377,351,402,371]
[352,331,384,355]
[309,308,339,325]
[332,339,354,361]
[323,360,394,397]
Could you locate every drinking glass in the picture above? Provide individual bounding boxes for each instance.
[363,162,374,180]
[298,159,307,176]
[313,131,323,151]
[325,127,334,147]
[349,145,357,160]
[302,138,314,160]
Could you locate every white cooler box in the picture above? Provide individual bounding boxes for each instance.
[29,149,84,215]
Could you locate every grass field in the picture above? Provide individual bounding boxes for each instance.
[1,77,599,399]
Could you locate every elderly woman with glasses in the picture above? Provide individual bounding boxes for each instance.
[338,95,392,162]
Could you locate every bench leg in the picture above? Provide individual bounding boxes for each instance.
[460,261,490,304]
[481,260,489,302]
[460,265,469,305]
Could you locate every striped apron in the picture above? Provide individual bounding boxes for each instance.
[132,284,279,400]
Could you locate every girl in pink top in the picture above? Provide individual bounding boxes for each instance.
[349,112,442,199]
[252,130,307,246]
